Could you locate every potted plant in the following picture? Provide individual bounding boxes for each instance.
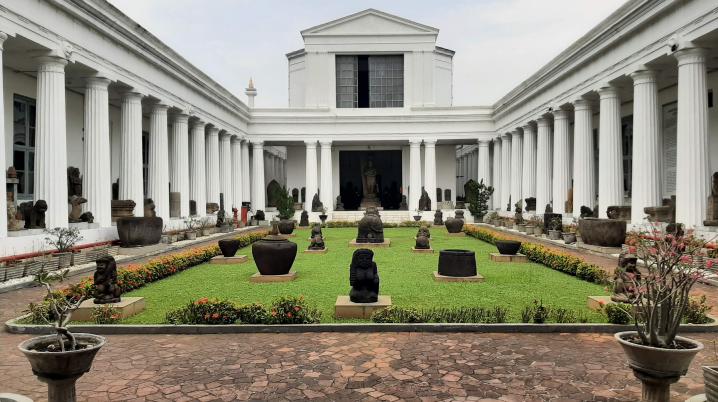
[276,187,296,235]
[199,217,213,237]
[466,179,494,222]
[529,216,543,235]
[183,216,199,240]
[562,220,577,244]
[615,224,707,401]
[548,216,562,240]
[19,270,105,402]
[318,207,328,225]
[413,208,422,222]
[44,227,83,269]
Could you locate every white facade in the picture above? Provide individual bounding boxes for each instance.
[1,2,718,256]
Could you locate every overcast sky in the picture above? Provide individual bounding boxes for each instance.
[108,0,626,108]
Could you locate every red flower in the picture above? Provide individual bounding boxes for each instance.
[294,306,301,312]
[211,313,219,319]
[287,312,293,318]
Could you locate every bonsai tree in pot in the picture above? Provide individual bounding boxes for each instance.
[19,270,105,402]
[413,208,422,222]
[183,216,199,240]
[44,227,83,268]
[318,207,328,225]
[548,216,563,240]
[466,179,494,221]
[276,186,296,235]
[615,223,708,401]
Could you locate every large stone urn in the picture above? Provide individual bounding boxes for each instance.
[251,224,297,275]
[19,333,106,402]
[445,211,465,233]
[495,240,521,255]
[116,217,163,247]
[218,239,240,257]
[277,219,295,235]
[437,249,476,277]
[579,218,626,247]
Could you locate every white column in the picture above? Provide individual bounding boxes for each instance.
[0,34,7,237]
[241,139,251,202]
[675,48,710,227]
[219,132,233,210]
[409,139,422,211]
[424,139,437,210]
[630,69,663,224]
[477,140,490,184]
[535,117,552,214]
[598,86,624,218]
[521,124,537,203]
[34,55,69,228]
[500,134,511,210]
[251,141,266,210]
[170,113,190,218]
[231,136,243,209]
[510,130,523,208]
[189,119,206,216]
[572,99,596,217]
[305,140,318,202]
[82,77,111,227]
[320,140,333,211]
[491,139,502,209]
[147,103,169,220]
[205,127,220,206]
[119,91,144,216]
[552,110,571,214]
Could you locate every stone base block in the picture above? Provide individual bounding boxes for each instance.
[433,272,485,282]
[587,296,614,311]
[280,233,296,238]
[349,239,391,247]
[412,247,434,254]
[250,271,297,283]
[490,253,528,263]
[210,255,248,265]
[73,297,145,322]
[304,248,328,254]
[334,295,392,319]
[446,232,466,237]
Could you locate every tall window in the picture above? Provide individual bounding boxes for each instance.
[336,55,403,108]
[13,95,36,199]
[621,115,633,196]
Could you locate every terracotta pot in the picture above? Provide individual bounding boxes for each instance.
[705,366,718,402]
[578,218,626,247]
[117,217,163,247]
[437,249,476,277]
[218,239,240,257]
[495,240,521,255]
[252,235,297,275]
[277,219,295,235]
[444,216,464,233]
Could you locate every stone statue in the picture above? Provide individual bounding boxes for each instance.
[506,195,511,212]
[417,225,431,239]
[254,210,265,221]
[565,187,573,214]
[335,195,345,211]
[308,229,325,250]
[524,197,536,212]
[418,188,431,211]
[189,200,197,216]
[611,252,641,303]
[216,194,226,228]
[68,195,87,223]
[607,206,631,221]
[356,207,384,243]
[67,166,82,198]
[415,234,430,250]
[310,223,323,239]
[93,256,122,304]
[6,195,21,231]
[513,201,523,224]
[299,210,309,226]
[398,195,408,210]
[206,202,219,215]
[349,248,379,303]
[433,209,443,225]
[20,200,47,229]
[579,205,594,218]
[144,198,157,218]
[80,211,94,223]
[705,172,718,226]
[311,192,323,212]
[545,203,553,213]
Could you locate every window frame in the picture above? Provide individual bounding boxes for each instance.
[12,94,36,200]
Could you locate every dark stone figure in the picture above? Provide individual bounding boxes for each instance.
[189,200,197,216]
[398,195,408,210]
[611,252,641,303]
[356,207,385,243]
[80,212,94,223]
[206,202,219,215]
[418,188,431,211]
[67,166,82,198]
[506,195,511,212]
[20,200,47,229]
[704,172,718,226]
[310,223,323,239]
[514,201,524,224]
[349,249,379,303]
[308,229,325,250]
[299,210,309,226]
[335,195,345,211]
[216,194,226,228]
[93,256,121,304]
[254,210,265,221]
[68,195,87,223]
[415,234,430,250]
[144,199,157,218]
[433,209,443,225]
[311,192,323,212]
[417,225,431,239]
[579,205,594,218]
[524,197,536,212]
[545,203,553,213]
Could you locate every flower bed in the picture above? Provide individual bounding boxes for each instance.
[325,220,423,228]
[165,296,321,325]
[463,225,608,284]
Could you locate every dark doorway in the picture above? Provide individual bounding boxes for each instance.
[339,150,403,210]
[357,56,369,108]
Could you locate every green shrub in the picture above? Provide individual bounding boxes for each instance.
[683,295,712,324]
[92,305,121,324]
[604,303,633,325]
[166,298,239,325]
[267,296,321,324]
[237,303,268,324]
[370,306,422,323]
[370,305,509,324]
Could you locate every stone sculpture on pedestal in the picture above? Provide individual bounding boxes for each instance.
[418,188,431,211]
[704,172,718,226]
[311,192,323,212]
[398,195,408,210]
[415,232,430,250]
[349,248,379,303]
[144,199,157,218]
[6,195,21,231]
[20,200,47,229]
[67,167,82,197]
[417,225,431,239]
[68,195,88,223]
[93,256,122,304]
[433,209,443,225]
[311,223,323,239]
[611,252,641,303]
[308,229,325,250]
[335,195,345,211]
[356,207,384,243]
[299,210,309,226]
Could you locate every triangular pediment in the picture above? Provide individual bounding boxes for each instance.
[301,9,439,37]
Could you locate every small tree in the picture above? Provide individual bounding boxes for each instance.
[466,179,494,220]
[32,270,86,351]
[44,227,83,253]
[276,187,295,220]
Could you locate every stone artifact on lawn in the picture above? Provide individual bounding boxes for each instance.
[704,172,718,226]
[308,230,325,250]
[144,198,157,218]
[93,256,122,304]
[445,210,465,233]
[68,195,88,223]
[251,222,298,275]
[417,225,431,239]
[415,233,430,250]
[311,223,323,239]
[218,239,240,257]
[438,249,477,277]
[611,252,641,303]
[349,248,379,303]
[20,200,47,229]
[299,210,309,226]
[67,166,82,197]
[356,207,385,243]
[311,192,323,212]
[433,209,443,225]
[418,188,431,211]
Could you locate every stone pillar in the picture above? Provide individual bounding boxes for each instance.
[205,127,220,207]
[251,141,266,211]
[305,140,318,203]
[510,130,523,209]
[409,139,422,211]
[0,34,6,237]
[320,140,333,211]
[552,110,571,214]
[630,69,663,225]
[598,86,624,218]
[119,91,144,216]
[147,103,170,220]
[219,132,233,210]
[477,140,491,185]
[82,77,112,227]
[241,139,251,203]
[675,48,710,227]
[424,139,437,210]
[521,124,537,203]
[572,99,596,217]
[231,136,243,209]
[500,134,512,210]
[189,119,206,216]
[535,117,552,214]
[492,138,502,210]
[170,113,190,218]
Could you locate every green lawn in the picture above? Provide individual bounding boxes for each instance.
[122,227,608,323]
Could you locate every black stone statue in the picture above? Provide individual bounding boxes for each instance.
[299,210,309,226]
[349,248,379,303]
[310,223,323,239]
[399,195,408,211]
[20,200,47,229]
[433,210,443,225]
[254,210,265,221]
[611,252,641,303]
[415,233,430,250]
[335,195,345,211]
[67,166,82,198]
[356,207,384,243]
[93,256,122,304]
[579,205,595,218]
[308,229,325,250]
[418,188,431,211]
[311,192,323,212]
[417,225,431,239]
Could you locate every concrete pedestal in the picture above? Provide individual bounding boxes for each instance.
[349,239,391,247]
[73,297,145,321]
[210,255,248,265]
[304,248,328,254]
[446,232,466,237]
[412,248,434,254]
[250,271,297,283]
[335,295,392,319]
[433,272,485,282]
[490,253,528,263]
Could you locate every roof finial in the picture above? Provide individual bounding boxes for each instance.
[248,77,255,90]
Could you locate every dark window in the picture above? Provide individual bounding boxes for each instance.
[142,131,149,197]
[621,115,633,196]
[336,55,403,108]
[13,95,36,199]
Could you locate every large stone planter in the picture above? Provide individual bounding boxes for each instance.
[579,218,626,247]
[251,235,297,275]
[19,333,106,402]
[444,214,464,233]
[117,217,163,247]
[495,240,521,255]
[437,249,476,277]
[218,239,240,257]
[277,219,295,235]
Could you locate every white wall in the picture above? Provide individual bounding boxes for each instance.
[285,145,306,197]
[436,144,456,203]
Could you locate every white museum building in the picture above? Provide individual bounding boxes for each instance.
[0,0,718,256]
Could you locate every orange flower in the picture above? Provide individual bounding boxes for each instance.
[196,297,209,305]
[286,312,293,318]
[211,313,219,319]
[294,306,301,312]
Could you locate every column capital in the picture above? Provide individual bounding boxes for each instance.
[408,138,423,146]
[34,54,68,72]
[510,129,522,138]
[84,76,111,90]
[477,139,491,147]
[319,139,332,147]
[121,90,144,102]
[251,139,264,146]
[521,123,534,133]
[0,32,8,50]
[552,109,569,120]
[304,139,318,147]
[172,112,190,124]
[630,69,658,85]
[190,119,205,129]
[674,47,707,66]
[598,85,620,99]
[207,126,220,136]
[151,102,170,112]
[536,117,550,128]
[501,133,512,141]
[573,98,592,111]
[423,138,438,145]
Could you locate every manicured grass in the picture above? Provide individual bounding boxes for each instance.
[122,227,608,323]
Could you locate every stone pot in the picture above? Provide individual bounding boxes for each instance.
[444,216,464,233]
[318,214,328,224]
[218,239,240,257]
[517,224,527,233]
[437,249,477,277]
[495,240,521,255]
[615,331,703,402]
[563,232,577,244]
[277,219,295,235]
[251,235,297,275]
[533,226,543,236]
[185,231,197,241]
[579,218,627,247]
[413,215,422,222]
[548,230,562,240]
[55,252,73,269]
[705,366,718,402]
[512,224,518,231]
[19,333,106,402]
[117,217,163,247]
